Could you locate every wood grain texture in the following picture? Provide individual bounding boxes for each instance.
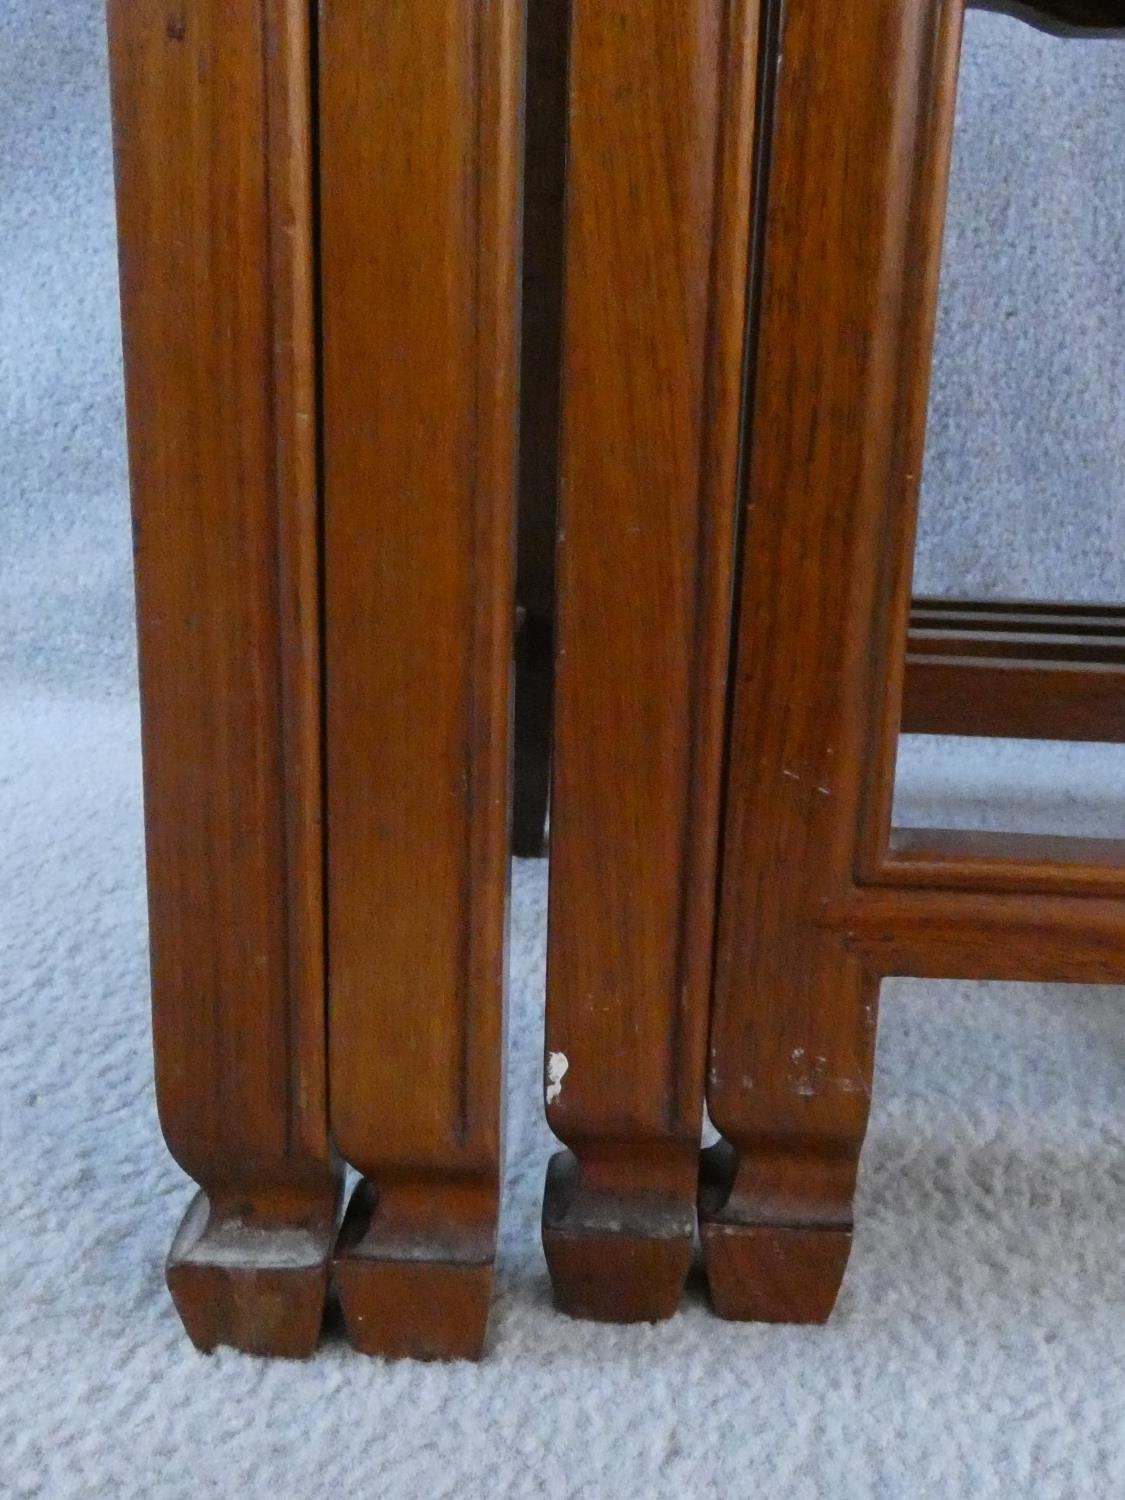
[903,599,1125,741]
[903,657,1125,740]
[702,0,966,1325]
[319,0,523,1361]
[707,0,1125,1324]
[841,887,1125,981]
[882,828,1125,897]
[542,0,760,1321]
[906,600,1125,741]
[107,0,341,1355]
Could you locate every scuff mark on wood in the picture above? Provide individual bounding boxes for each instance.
[546,1051,569,1105]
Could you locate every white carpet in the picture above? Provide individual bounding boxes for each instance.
[2,4,1124,1498]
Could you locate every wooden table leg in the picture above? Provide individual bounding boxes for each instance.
[542,0,760,1322]
[319,0,524,1361]
[107,0,342,1356]
[701,0,964,1323]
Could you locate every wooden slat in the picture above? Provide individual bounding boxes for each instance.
[909,629,1125,662]
[911,598,1125,634]
[902,656,1125,741]
[843,885,1125,984]
[882,828,1125,898]
[914,596,1125,615]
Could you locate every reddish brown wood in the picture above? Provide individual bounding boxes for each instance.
[705,0,1125,1325]
[902,600,1125,741]
[911,598,1125,630]
[702,0,966,1324]
[107,0,341,1355]
[319,0,523,1361]
[908,629,1125,663]
[512,604,1125,824]
[543,0,760,1321]
[841,886,1125,982]
[903,657,1125,741]
[882,828,1125,896]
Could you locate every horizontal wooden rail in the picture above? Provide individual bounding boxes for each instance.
[903,598,1125,743]
[880,828,1125,899]
[840,885,1125,984]
[911,599,1125,632]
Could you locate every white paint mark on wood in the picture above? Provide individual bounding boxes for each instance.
[546,1051,569,1106]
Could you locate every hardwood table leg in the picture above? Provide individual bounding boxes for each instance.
[107,0,342,1355]
[319,0,524,1361]
[700,0,964,1323]
[542,0,760,1322]
[704,0,1125,1325]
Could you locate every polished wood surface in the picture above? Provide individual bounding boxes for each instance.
[705,0,1125,1325]
[904,658,1125,741]
[903,599,1125,741]
[543,0,760,1321]
[107,0,341,1355]
[108,0,1125,1357]
[702,0,967,1324]
[319,0,523,1361]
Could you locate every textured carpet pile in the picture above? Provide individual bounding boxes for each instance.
[1,5,1123,1497]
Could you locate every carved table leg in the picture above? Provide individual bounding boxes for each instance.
[701,0,964,1322]
[107,0,342,1355]
[542,0,759,1321]
[319,0,524,1361]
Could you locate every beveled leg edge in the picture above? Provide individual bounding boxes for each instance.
[332,1178,496,1362]
[541,1149,694,1324]
[700,1217,853,1325]
[166,1186,340,1358]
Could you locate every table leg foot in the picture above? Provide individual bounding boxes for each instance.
[541,1150,694,1323]
[166,1188,339,1357]
[333,1179,495,1362]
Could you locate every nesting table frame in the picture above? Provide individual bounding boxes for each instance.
[108,0,1124,1355]
[699,0,1125,1322]
[109,0,524,1360]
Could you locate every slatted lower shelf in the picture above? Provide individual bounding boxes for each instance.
[902,598,1125,743]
